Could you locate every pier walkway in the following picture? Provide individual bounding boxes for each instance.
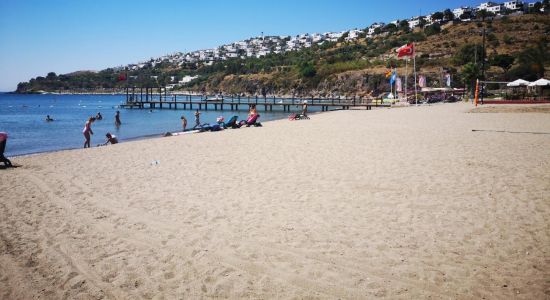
[121,90,389,112]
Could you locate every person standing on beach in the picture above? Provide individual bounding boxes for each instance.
[181,115,187,131]
[115,111,121,127]
[301,100,308,116]
[0,132,13,168]
[83,117,95,148]
[193,110,201,129]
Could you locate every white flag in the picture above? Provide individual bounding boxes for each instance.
[396,77,402,92]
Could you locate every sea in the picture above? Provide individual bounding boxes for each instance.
[0,93,313,157]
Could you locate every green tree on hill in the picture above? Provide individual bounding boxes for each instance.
[486,33,500,54]
[424,24,441,36]
[509,39,548,80]
[431,11,444,22]
[384,23,398,33]
[298,62,316,78]
[399,20,410,32]
[477,10,494,21]
[443,9,455,21]
[453,44,485,66]
[461,62,481,96]
[490,54,514,77]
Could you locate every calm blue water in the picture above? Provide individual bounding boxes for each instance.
[0,94,313,156]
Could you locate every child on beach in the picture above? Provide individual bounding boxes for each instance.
[83,117,95,148]
[181,115,187,131]
[101,133,118,146]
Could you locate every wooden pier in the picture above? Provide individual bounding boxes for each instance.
[121,87,389,112]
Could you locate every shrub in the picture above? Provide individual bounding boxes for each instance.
[503,34,514,45]
[424,24,441,36]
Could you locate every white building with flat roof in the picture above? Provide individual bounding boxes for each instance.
[453,7,473,18]
[367,23,384,35]
[478,2,499,9]
[486,4,502,13]
[503,1,523,10]
[409,17,421,29]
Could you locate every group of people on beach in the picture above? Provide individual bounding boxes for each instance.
[83,111,120,148]
[178,104,262,132]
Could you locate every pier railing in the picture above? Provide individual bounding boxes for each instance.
[122,87,388,111]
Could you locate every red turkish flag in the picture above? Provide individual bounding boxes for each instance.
[397,43,415,58]
[118,73,127,81]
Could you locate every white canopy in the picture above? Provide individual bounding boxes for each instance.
[507,79,530,87]
[528,78,550,87]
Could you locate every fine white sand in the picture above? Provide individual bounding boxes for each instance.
[1,103,549,299]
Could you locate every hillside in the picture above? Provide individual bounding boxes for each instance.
[15,14,550,97]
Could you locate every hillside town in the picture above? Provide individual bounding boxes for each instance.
[120,0,544,85]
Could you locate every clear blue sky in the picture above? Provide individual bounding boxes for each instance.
[0,0,483,91]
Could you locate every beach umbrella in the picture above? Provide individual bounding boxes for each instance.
[528,78,550,87]
[506,79,530,87]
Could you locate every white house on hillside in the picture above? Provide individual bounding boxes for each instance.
[453,6,473,18]
[478,2,502,13]
[478,2,499,9]
[503,1,523,10]
[367,23,384,35]
[408,17,421,29]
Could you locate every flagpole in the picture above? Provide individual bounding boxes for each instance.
[413,43,418,106]
[390,69,393,98]
[393,65,399,99]
[405,59,408,102]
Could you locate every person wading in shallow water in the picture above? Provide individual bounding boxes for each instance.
[181,115,187,131]
[115,110,122,127]
[193,110,201,129]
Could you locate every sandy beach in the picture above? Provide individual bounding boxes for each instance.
[1,102,549,299]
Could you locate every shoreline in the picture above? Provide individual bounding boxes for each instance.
[5,112,302,158]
